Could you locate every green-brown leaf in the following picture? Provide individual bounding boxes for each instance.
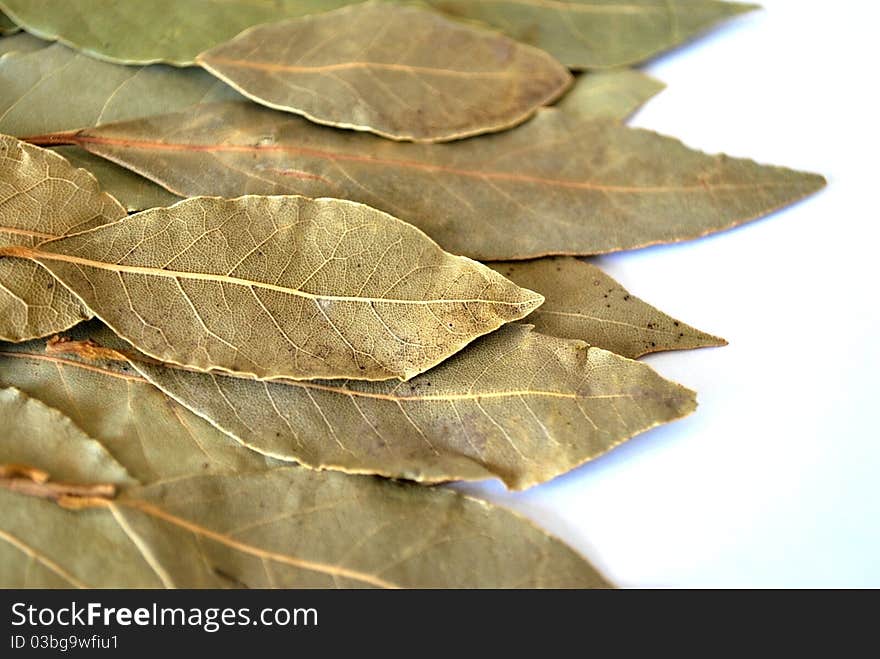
[0,0,359,66]
[35,102,825,260]
[0,32,46,58]
[0,11,17,34]
[197,3,571,142]
[53,147,180,212]
[0,343,609,587]
[9,195,542,381]
[0,134,125,342]
[555,70,665,121]
[0,386,133,486]
[0,43,241,137]
[420,0,758,69]
[0,330,279,483]
[127,323,697,489]
[488,258,726,359]
[0,43,238,210]
[1,466,609,588]
[0,0,757,69]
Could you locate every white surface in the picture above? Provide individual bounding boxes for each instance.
[457,0,880,587]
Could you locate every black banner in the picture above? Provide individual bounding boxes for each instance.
[1,589,620,652]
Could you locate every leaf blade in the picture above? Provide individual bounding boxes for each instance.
[554,69,665,121]
[0,0,757,68]
[0,134,126,342]
[53,147,180,212]
[112,467,610,587]
[0,347,610,587]
[42,102,826,260]
[0,386,133,486]
[0,11,17,34]
[127,323,696,489]
[0,43,241,137]
[1,465,609,588]
[421,0,759,69]
[197,3,571,142]
[0,43,238,210]
[0,490,167,588]
[0,31,47,57]
[0,331,279,484]
[13,195,542,381]
[0,0,359,66]
[488,258,726,359]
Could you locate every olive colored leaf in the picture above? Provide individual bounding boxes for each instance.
[197,3,571,143]
[488,258,726,359]
[0,43,237,211]
[0,488,164,588]
[0,330,608,588]
[0,0,360,66]
[0,386,134,487]
[421,0,759,69]
[0,331,279,484]
[129,323,696,490]
[0,0,756,69]
[0,43,241,137]
[0,385,158,589]
[0,134,125,342]
[1,467,609,588]
[53,147,180,212]
[0,32,47,58]
[8,195,542,381]
[33,102,826,260]
[0,11,17,34]
[555,70,665,121]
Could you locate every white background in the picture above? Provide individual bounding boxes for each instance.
[458,0,880,587]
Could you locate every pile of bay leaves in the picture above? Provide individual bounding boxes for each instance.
[0,1,823,589]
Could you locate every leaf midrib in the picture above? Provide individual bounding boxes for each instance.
[2,350,637,404]
[12,246,537,308]
[201,56,538,79]
[65,133,807,195]
[112,497,400,589]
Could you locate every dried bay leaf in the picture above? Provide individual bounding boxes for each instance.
[421,0,758,69]
[34,102,826,260]
[0,11,17,34]
[0,0,756,69]
[0,386,161,589]
[0,340,609,587]
[0,43,237,211]
[53,147,180,212]
[8,195,542,381]
[0,386,134,487]
[127,323,696,490]
[0,489,165,588]
[1,466,609,588]
[0,134,125,342]
[197,3,571,143]
[0,43,241,137]
[555,70,665,121]
[489,258,725,359]
[0,331,279,483]
[0,0,360,66]
[0,32,47,58]
[110,468,610,587]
